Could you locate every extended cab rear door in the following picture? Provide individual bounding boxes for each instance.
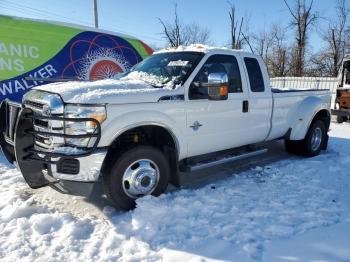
[240,54,273,142]
[185,52,251,157]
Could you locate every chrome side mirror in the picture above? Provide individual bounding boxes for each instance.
[207,72,229,100]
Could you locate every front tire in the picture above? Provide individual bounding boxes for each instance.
[103,146,170,210]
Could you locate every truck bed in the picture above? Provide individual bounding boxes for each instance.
[267,88,331,141]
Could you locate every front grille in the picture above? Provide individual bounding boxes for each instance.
[34,134,51,145]
[2,92,102,167]
[24,100,52,148]
[23,91,64,150]
[32,117,52,149]
[34,118,49,128]
[24,100,45,110]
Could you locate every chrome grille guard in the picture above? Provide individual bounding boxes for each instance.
[0,99,103,164]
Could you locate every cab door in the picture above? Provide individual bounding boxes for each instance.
[185,53,251,157]
[241,55,273,142]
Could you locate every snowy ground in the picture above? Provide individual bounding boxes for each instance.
[0,122,349,262]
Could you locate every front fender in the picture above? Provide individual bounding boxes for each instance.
[99,107,186,160]
[289,96,330,140]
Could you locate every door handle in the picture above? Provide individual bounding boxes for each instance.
[242,100,249,113]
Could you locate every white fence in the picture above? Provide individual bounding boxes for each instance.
[270,77,338,93]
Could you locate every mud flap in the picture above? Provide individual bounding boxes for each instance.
[322,134,329,150]
[0,100,17,163]
[14,108,49,189]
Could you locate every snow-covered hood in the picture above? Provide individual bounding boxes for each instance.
[33,78,180,104]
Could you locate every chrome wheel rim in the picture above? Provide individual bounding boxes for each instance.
[311,127,322,151]
[122,159,160,199]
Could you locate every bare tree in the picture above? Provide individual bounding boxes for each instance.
[324,0,349,76]
[309,0,350,77]
[267,25,290,77]
[250,25,289,77]
[158,4,210,47]
[158,3,181,47]
[284,0,318,76]
[228,2,244,49]
[309,52,333,76]
[250,28,274,60]
[183,24,211,46]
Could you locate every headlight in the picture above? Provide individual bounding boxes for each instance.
[64,104,106,147]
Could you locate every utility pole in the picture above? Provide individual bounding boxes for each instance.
[93,0,99,28]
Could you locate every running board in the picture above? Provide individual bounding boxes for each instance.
[188,148,268,172]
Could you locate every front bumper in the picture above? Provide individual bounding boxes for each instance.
[45,175,103,198]
[0,99,107,188]
[50,150,107,182]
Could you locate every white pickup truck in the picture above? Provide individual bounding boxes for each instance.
[0,45,331,210]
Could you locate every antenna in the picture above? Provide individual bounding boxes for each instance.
[93,0,99,28]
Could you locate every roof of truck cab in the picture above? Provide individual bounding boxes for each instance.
[155,44,256,57]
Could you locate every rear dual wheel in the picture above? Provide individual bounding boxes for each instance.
[285,120,326,157]
[103,146,170,210]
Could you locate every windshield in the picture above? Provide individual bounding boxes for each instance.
[122,52,204,88]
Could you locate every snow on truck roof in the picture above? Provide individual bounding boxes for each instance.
[155,44,253,56]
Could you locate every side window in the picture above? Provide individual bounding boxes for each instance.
[244,57,265,92]
[189,55,242,100]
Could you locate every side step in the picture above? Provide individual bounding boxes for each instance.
[187,148,268,172]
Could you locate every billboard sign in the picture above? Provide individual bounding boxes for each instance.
[0,15,153,102]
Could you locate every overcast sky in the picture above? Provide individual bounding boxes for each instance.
[0,0,338,51]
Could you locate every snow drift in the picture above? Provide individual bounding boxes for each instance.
[0,122,349,261]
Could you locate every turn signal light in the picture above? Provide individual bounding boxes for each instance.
[220,86,228,96]
[88,114,107,127]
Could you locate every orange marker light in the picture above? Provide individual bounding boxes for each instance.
[220,86,228,96]
[88,114,107,127]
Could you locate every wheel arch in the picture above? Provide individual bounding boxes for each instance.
[312,109,331,129]
[289,96,330,141]
[101,123,181,187]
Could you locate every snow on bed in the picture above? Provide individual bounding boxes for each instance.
[0,123,350,261]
